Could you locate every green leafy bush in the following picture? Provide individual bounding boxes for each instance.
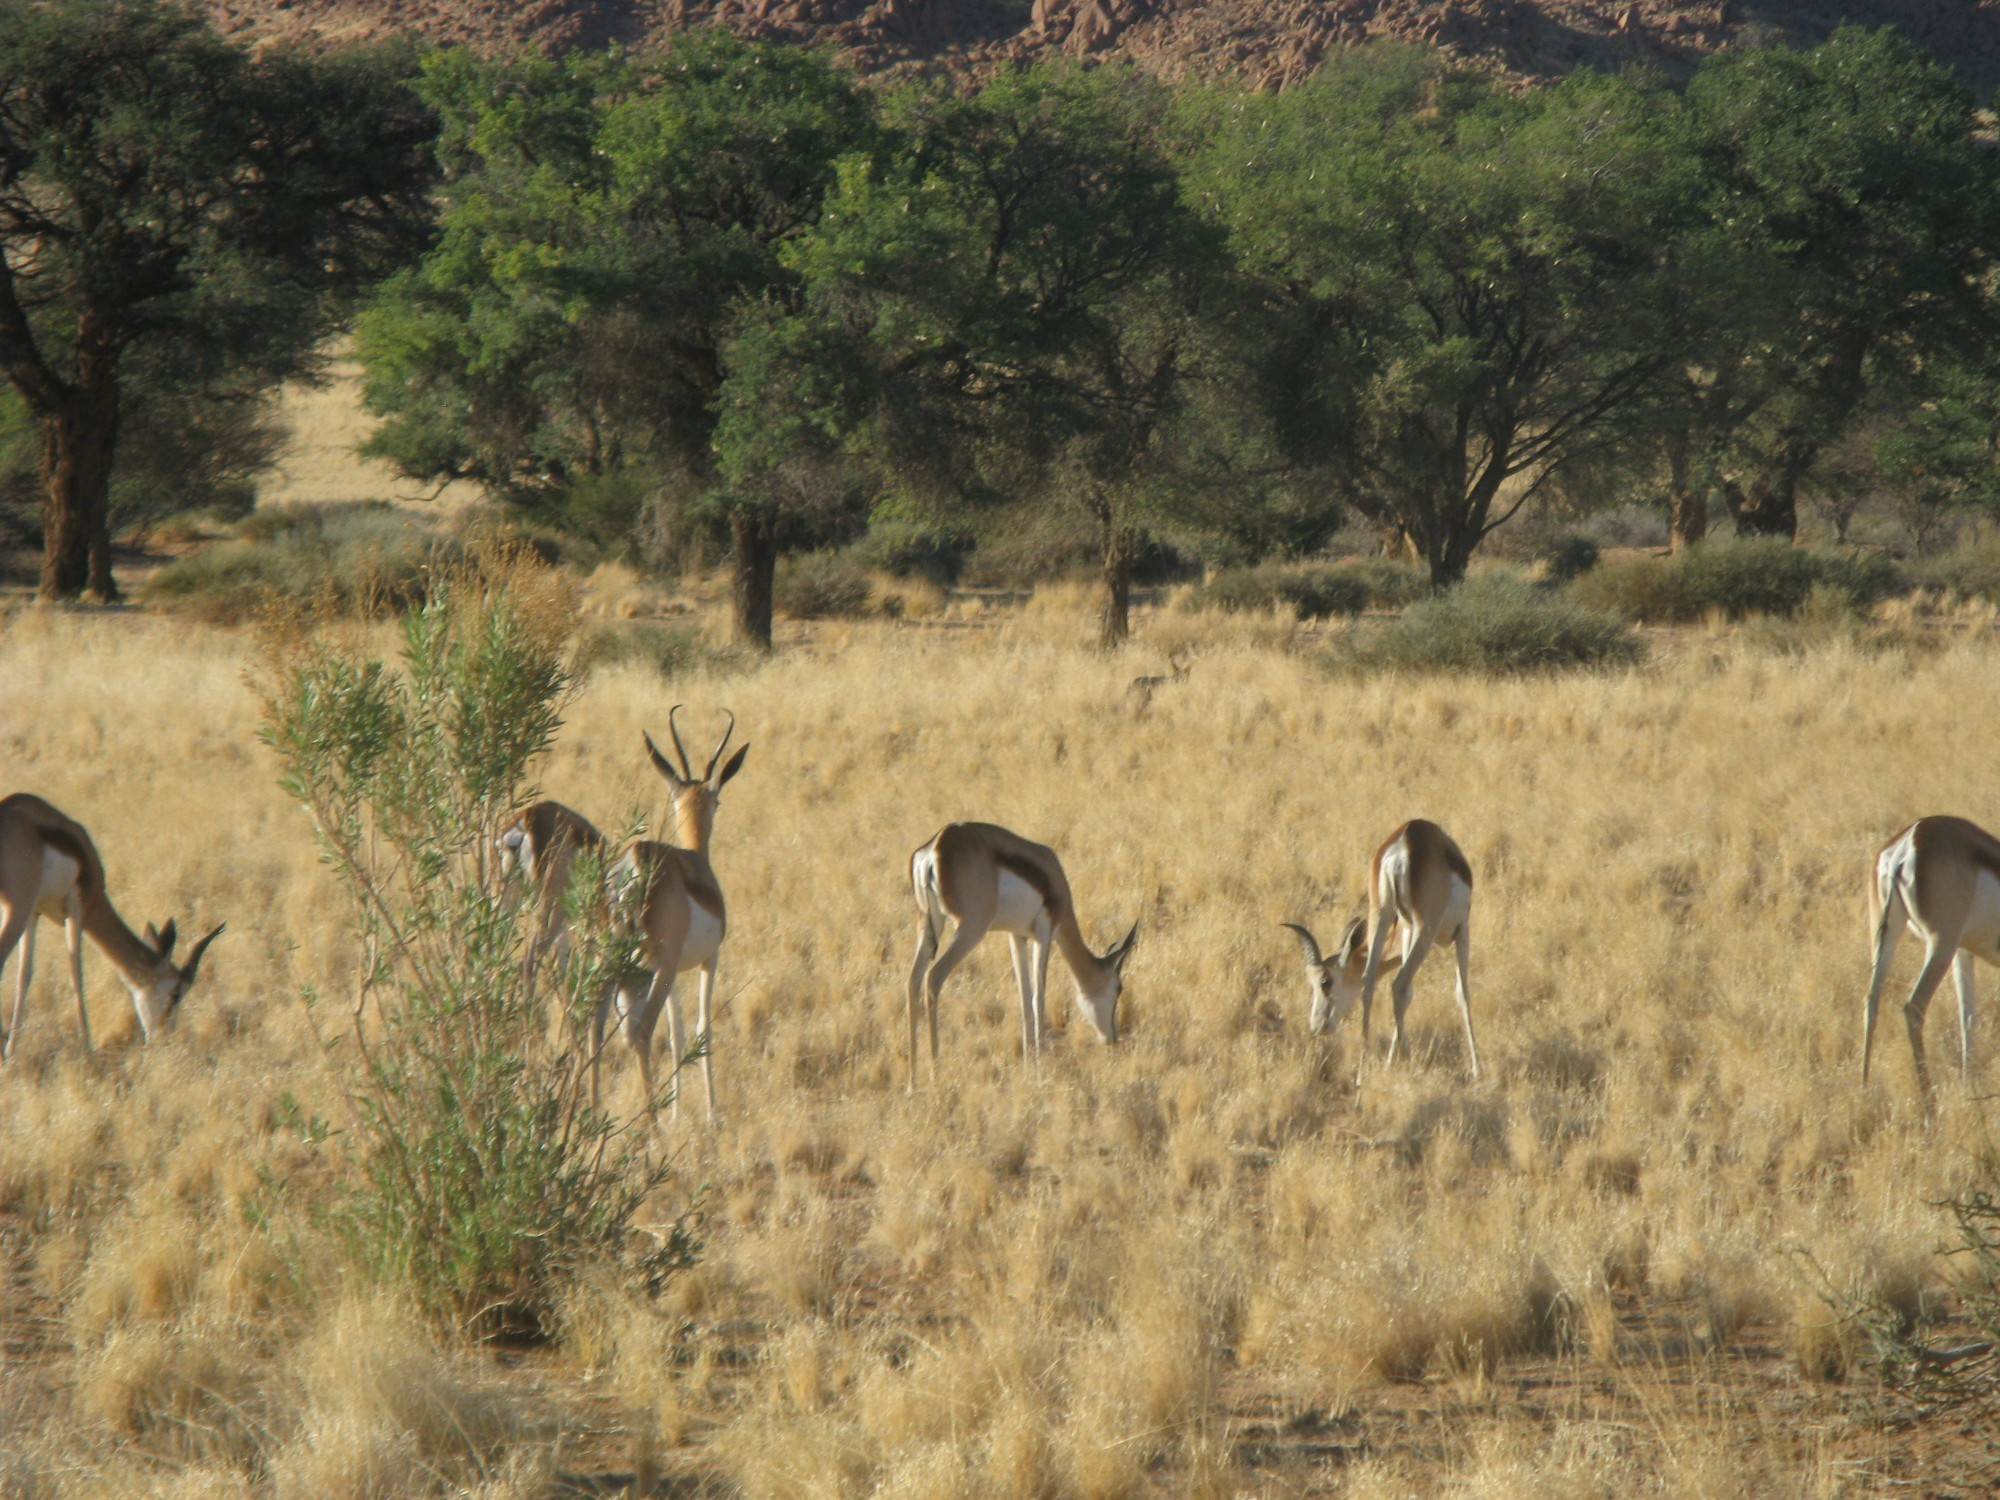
[1533,532,1601,583]
[775,550,874,619]
[1576,539,1905,622]
[258,557,696,1338]
[1335,573,1645,675]
[144,503,454,622]
[855,523,971,586]
[1189,563,1371,619]
[1908,542,2000,603]
[1334,557,1433,609]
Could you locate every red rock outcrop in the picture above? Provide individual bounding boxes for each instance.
[203,0,2000,98]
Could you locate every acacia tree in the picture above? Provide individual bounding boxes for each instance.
[721,64,1232,647]
[1676,28,1999,540]
[1188,52,1687,587]
[359,34,879,648]
[0,0,436,601]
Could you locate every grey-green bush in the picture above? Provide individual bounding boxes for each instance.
[1190,563,1371,619]
[1334,573,1644,675]
[1577,538,1904,622]
[775,550,874,619]
[144,503,453,621]
[258,559,696,1338]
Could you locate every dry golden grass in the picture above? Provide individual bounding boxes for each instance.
[2,587,1998,1495]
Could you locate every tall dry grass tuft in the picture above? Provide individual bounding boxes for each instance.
[269,1296,537,1500]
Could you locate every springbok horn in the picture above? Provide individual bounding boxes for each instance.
[703,709,737,782]
[184,924,225,979]
[1280,921,1327,970]
[666,704,696,780]
[644,731,686,786]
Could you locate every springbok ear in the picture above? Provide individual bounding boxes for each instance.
[143,921,160,948]
[1335,916,1369,967]
[1111,922,1139,971]
[643,731,688,788]
[156,919,178,957]
[715,743,749,788]
[183,923,225,981]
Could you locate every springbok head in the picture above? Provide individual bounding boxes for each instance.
[643,706,749,851]
[132,919,226,1040]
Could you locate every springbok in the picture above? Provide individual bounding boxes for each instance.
[1284,818,1479,1081]
[1863,815,2000,1099]
[496,800,607,997]
[906,821,1137,1088]
[0,793,223,1061]
[592,709,747,1123]
[1127,649,1191,714]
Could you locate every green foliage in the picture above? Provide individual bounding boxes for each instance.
[1908,543,2000,604]
[1665,28,2000,538]
[1335,574,1644,675]
[258,560,694,1337]
[1188,53,1689,585]
[853,522,970,586]
[0,0,436,596]
[742,61,1242,644]
[1188,563,1371,619]
[775,550,874,619]
[142,504,454,622]
[1575,539,1904,622]
[1533,533,1602,584]
[358,33,879,643]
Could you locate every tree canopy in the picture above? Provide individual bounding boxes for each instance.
[0,0,436,600]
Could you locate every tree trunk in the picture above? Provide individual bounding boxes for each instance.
[38,380,120,603]
[730,510,777,650]
[1664,422,1705,553]
[1097,524,1132,650]
[1724,462,1803,539]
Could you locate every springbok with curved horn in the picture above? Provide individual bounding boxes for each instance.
[0,793,223,1061]
[593,708,748,1123]
[1284,818,1479,1081]
[496,800,606,996]
[1863,815,2000,1098]
[905,821,1138,1089]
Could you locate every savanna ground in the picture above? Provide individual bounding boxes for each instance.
[2,570,1999,1498]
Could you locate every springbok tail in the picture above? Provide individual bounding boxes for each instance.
[1872,842,1910,970]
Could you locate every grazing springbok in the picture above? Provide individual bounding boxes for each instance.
[0,793,223,1061]
[906,821,1138,1089]
[496,800,607,997]
[592,709,747,1123]
[1284,818,1479,1081]
[1126,650,1191,715]
[1863,815,2000,1099]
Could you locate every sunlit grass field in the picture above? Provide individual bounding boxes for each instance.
[2,591,1997,1497]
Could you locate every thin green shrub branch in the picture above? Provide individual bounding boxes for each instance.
[257,555,698,1338]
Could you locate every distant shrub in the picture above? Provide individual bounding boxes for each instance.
[775,550,874,619]
[1335,574,1644,675]
[574,620,745,680]
[1533,532,1601,584]
[1907,542,2000,603]
[855,523,970,586]
[1576,539,1905,622]
[1189,563,1371,619]
[144,504,453,622]
[1336,556,1433,609]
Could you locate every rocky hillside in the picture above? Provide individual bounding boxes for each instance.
[207,0,2000,95]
